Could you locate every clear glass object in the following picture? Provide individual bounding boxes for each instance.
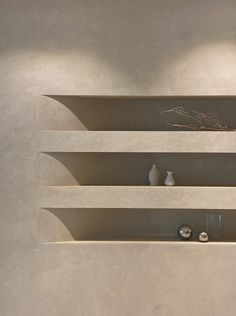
[205,213,222,241]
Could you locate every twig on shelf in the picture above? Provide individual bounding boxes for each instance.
[161,106,234,131]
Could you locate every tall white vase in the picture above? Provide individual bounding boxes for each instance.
[148,164,160,186]
[164,171,175,186]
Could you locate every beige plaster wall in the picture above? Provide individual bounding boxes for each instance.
[0,1,236,315]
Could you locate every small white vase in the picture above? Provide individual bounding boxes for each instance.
[164,171,175,186]
[148,164,160,186]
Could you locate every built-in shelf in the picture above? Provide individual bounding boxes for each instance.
[45,95,236,98]
[40,131,236,153]
[43,241,236,245]
[40,186,236,210]
[39,95,236,242]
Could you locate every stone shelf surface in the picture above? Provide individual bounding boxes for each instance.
[40,186,236,209]
[40,131,236,153]
[42,241,236,245]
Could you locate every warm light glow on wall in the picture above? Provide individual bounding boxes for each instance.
[148,42,236,94]
[2,42,236,95]
[2,50,133,95]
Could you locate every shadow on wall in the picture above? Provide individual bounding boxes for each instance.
[1,0,236,93]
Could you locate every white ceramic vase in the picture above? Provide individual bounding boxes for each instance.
[164,171,175,186]
[148,164,160,186]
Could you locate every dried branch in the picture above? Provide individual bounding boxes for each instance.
[161,106,234,131]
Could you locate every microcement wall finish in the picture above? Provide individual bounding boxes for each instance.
[1,1,236,315]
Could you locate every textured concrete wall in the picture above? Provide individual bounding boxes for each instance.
[1,1,236,315]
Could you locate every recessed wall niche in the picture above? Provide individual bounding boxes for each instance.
[40,153,236,187]
[39,209,236,242]
[39,95,236,242]
[39,95,236,131]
